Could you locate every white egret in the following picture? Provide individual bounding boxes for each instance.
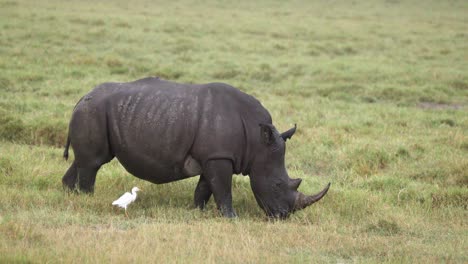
[112,187,141,217]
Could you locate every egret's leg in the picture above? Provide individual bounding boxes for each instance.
[194,175,212,210]
[125,208,128,218]
[203,159,236,218]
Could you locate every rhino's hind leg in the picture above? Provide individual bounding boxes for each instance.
[64,104,114,193]
[62,161,78,191]
[194,175,212,210]
[77,166,101,193]
[62,161,102,193]
[203,159,237,218]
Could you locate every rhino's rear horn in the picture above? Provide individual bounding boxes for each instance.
[294,182,331,211]
[289,178,302,190]
[281,124,297,141]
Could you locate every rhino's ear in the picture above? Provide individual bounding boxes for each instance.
[281,124,297,141]
[259,123,276,145]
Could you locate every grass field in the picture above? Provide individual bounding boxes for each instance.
[0,0,467,262]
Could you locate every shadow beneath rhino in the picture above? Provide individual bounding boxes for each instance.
[134,176,263,219]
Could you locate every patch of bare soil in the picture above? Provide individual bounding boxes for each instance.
[418,102,465,110]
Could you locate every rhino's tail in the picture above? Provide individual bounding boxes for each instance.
[63,135,71,161]
[63,95,86,161]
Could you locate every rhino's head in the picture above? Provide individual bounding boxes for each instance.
[250,124,330,219]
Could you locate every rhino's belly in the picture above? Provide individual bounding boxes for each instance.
[115,154,202,184]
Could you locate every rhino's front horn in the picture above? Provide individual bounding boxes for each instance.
[294,182,331,211]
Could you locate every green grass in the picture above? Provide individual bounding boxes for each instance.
[1,0,467,262]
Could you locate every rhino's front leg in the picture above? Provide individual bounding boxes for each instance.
[203,159,237,218]
[194,175,212,210]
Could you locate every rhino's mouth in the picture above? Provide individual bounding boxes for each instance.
[261,201,294,219]
[267,210,290,219]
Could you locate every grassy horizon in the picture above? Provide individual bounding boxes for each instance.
[1,0,467,262]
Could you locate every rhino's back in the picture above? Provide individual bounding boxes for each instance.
[74,77,271,182]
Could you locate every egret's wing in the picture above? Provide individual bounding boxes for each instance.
[112,192,132,206]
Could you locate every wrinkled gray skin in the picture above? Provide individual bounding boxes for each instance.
[62,77,330,218]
